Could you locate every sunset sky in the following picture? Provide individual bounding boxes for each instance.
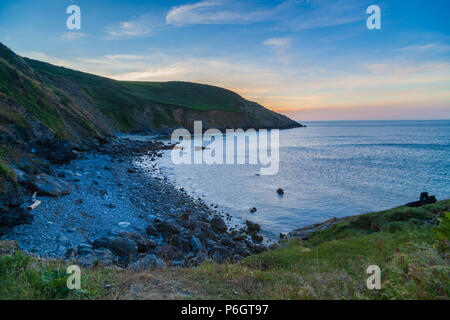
[0,0,449,121]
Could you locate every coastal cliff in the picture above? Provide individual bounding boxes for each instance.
[0,41,302,150]
[0,41,302,235]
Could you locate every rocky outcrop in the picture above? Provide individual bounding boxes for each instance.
[31,174,71,197]
[405,192,437,208]
[0,189,33,235]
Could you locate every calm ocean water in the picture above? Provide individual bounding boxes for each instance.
[153,120,450,240]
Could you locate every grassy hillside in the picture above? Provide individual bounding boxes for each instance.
[23,52,301,133]
[0,42,301,145]
[1,200,448,300]
[25,59,251,113]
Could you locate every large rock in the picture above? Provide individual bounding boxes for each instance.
[233,242,252,257]
[169,234,191,253]
[129,254,166,271]
[405,192,437,208]
[76,248,115,268]
[254,244,268,254]
[190,236,202,253]
[31,174,71,197]
[109,237,138,258]
[0,208,33,235]
[92,237,110,250]
[34,139,77,164]
[119,232,157,253]
[210,216,227,233]
[155,221,180,236]
[145,224,158,236]
[210,246,232,263]
[155,245,184,260]
[246,220,260,233]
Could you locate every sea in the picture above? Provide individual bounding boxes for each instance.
[146,120,450,240]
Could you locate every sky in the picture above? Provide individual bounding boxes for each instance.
[0,0,449,121]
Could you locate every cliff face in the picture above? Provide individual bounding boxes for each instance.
[0,42,302,148]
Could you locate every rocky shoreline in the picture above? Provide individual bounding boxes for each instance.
[1,137,268,270]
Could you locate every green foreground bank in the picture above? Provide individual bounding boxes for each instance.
[1,200,449,300]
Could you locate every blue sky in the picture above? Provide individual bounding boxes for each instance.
[0,0,449,120]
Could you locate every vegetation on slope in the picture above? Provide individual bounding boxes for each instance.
[1,200,448,300]
[24,57,299,132]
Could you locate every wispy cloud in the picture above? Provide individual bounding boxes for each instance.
[263,38,291,48]
[19,49,450,121]
[398,43,450,53]
[166,0,366,30]
[106,15,158,39]
[263,37,292,63]
[166,0,290,26]
[61,32,88,40]
[276,0,366,31]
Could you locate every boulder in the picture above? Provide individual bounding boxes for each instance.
[250,232,263,243]
[210,216,227,233]
[31,174,71,197]
[254,244,268,254]
[405,192,437,208]
[136,239,156,253]
[129,254,165,271]
[210,246,232,263]
[246,220,260,233]
[92,237,110,250]
[12,168,30,184]
[109,237,138,258]
[233,242,252,257]
[0,208,33,235]
[34,139,76,164]
[155,221,180,236]
[76,244,92,256]
[155,245,184,260]
[145,224,158,236]
[119,233,157,253]
[190,236,202,253]
[169,234,191,253]
[76,248,115,268]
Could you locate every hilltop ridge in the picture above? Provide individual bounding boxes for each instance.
[0,42,302,150]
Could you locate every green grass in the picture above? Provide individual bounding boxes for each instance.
[2,200,448,300]
[181,201,449,300]
[0,252,118,299]
[0,59,66,137]
[24,58,248,131]
[0,162,16,182]
[0,161,17,193]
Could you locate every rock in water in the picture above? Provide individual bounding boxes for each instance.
[31,174,71,197]
[246,220,261,232]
